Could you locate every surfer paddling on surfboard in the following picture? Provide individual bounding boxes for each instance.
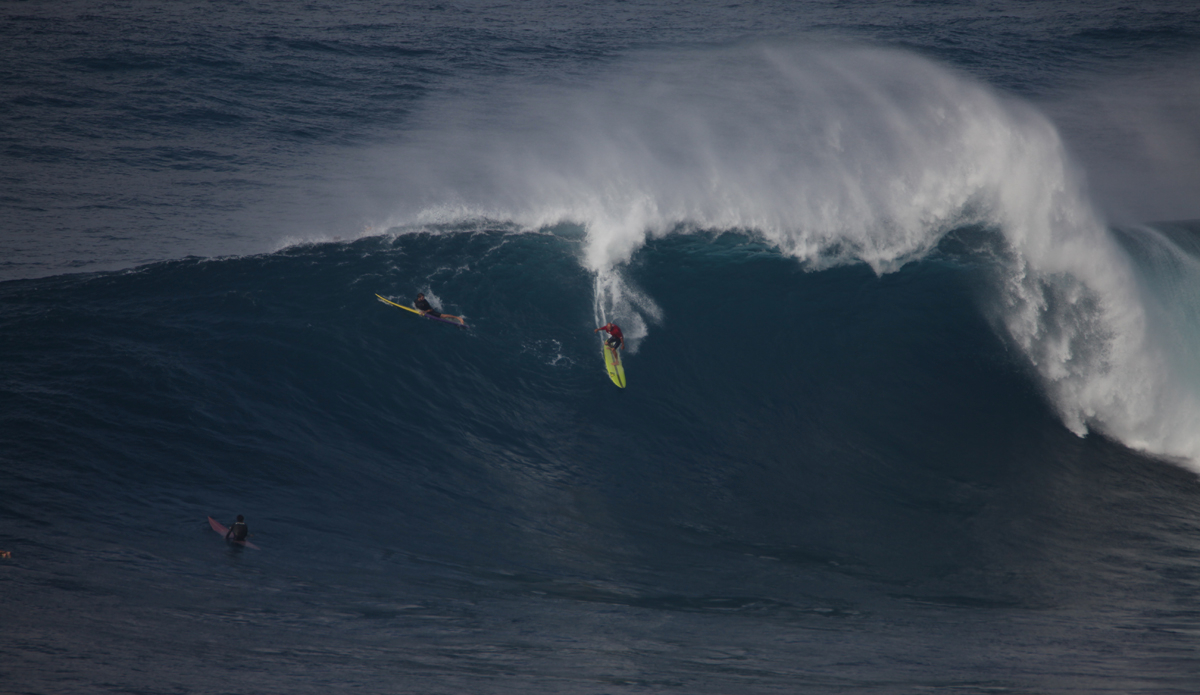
[415,293,463,323]
[225,515,249,542]
[595,322,624,363]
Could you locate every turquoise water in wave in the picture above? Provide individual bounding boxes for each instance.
[4,2,1200,693]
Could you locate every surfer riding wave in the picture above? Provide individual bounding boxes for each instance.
[595,323,624,362]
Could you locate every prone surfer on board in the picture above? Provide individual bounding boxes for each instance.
[225,515,249,542]
[415,293,463,322]
[595,322,624,363]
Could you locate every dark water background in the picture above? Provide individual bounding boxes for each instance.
[4,2,1200,693]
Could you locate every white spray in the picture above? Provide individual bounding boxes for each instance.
[375,43,1200,467]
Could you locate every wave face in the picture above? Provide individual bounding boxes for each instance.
[0,230,1131,569]
[5,230,1200,692]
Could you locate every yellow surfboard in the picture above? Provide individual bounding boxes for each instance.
[603,343,626,388]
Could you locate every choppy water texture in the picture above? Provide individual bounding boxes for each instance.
[4,2,1200,693]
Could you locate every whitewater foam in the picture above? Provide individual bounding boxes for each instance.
[371,43,1200,467]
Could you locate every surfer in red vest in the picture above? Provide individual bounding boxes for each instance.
[595,322,624,353]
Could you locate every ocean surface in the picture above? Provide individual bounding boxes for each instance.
[4,2,1200,693]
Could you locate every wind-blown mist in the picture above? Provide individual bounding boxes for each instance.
[1043,53,1200,224]
[373,43,1200,466]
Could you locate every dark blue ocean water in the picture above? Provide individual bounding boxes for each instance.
[5,2,1200,693]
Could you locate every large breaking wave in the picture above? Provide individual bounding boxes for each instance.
[351,43,1200,467]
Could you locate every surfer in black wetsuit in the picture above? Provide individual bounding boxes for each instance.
[225,515,249,542]
[414,293,464,323]
[414,293,441,318]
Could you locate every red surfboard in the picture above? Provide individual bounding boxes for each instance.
[208,516,260,549]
